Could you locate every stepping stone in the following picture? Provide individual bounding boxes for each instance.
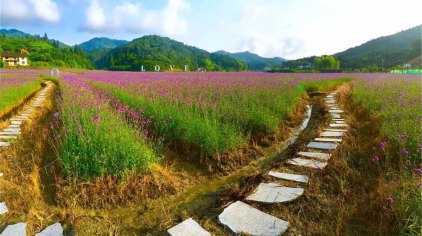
[10,118,27,121]
[320,131,344,137]
[3,128,20,132]
[0,222,26,236]
[315,137,342,143]
[35,223,64,236]
[0,142,10,147]
[324,128,347,132]
[330,123,348,128]
[268,171,308,183]
[307,142,338,150]
[8,125,20,129]
[167,218,210,236]
[0,132,21,135]
[334,120,346,124]
[0,202,8,214]
[325,100,336,104]
[300,105,312,130]
[330,114,342,119]
[333,118,345,121]
[0,136,18,139]
[298,151,332,161]
[11,121,22,125]
[329,109,344,113]
[217,201,289,235]
[246,182,304,203]
[287,158,328,169]
[0,173,3,177]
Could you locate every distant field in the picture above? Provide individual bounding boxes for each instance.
[0,70,43,117]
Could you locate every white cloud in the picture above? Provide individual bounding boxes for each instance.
[0,0,60,24]
[82,0,190,36]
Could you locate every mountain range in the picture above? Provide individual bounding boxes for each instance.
[1,25,421,71]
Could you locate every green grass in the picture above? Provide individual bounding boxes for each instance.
[0,80,41,115]
[52,79,158,178]
[302,77,354,92]
[352,78,421,235]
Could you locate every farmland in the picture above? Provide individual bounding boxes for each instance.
[0,69,421,235]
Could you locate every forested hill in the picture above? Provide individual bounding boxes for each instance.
[0,31,93,69]
[283,25,421,71]
[216,50,285,71]
[335,25,422,69]
[99,35,247,71]
[78,37,128,52]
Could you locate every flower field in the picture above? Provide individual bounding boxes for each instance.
[0,70,43,117]
[351,74,422,234]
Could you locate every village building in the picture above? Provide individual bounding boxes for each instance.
[0,49,29,67]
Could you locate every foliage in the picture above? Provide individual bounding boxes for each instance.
[0,35,93,69]
[314,55,340,71]
[302,77,353,92]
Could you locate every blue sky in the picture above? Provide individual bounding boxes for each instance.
[1,0,421,59]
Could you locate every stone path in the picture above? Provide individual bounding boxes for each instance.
[167,92,350,235]
[0,82,63,236]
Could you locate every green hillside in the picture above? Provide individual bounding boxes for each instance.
[79,37,128,52]
[100,35,247,71]
[216,50,285,71]
[0,34,93,69]
[335,25,422,69]
[284,25,422,71]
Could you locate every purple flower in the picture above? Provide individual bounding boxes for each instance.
[402,148,409,157]
[387,197,394,204]
[418,183,422,187]
[379,141,387,150]
[401,132,407,141]
[372,156,379,163]
[93,115,101,124]
[415,168,422,176]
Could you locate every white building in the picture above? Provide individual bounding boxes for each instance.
[1,52,29,66]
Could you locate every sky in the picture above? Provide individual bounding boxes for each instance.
[0,0,421,59]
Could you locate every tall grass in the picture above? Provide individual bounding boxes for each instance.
[51,75,157,178]
[302,77,354,92]
[352,77,422,235]
[92,79,304,157]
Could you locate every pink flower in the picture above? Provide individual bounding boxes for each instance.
[386,197,394,204]
[372,156,379,163]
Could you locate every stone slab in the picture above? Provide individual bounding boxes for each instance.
[8,125,20,128]
[0,136,17,139]
[217,201,289,235]
[0,222,26,236]
[167,218,210,236]
[320,131,344,137]
[315,137,342,143]
[246,182,304,203]
[3,128,20,132]
[298,151,332,161]
[287,158,328,169]
[329,109,344,113]
[11,121,22,125]
[35,223,64,236]
[334,120,346,124]
[0,202,8,214]
[330,114,342,119]
[0,132,21,135]
[9,118,26,122]
[324,128,347,132]
[268,171,308,183]
[0,173,3,177]
[0,142,10,147]
[325,100,336,104]
[329,123,348,127]
[307,142,338,150]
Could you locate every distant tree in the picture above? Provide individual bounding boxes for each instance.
[43,33,48,41]
[204,58,214,71]
[314,55,340,71]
